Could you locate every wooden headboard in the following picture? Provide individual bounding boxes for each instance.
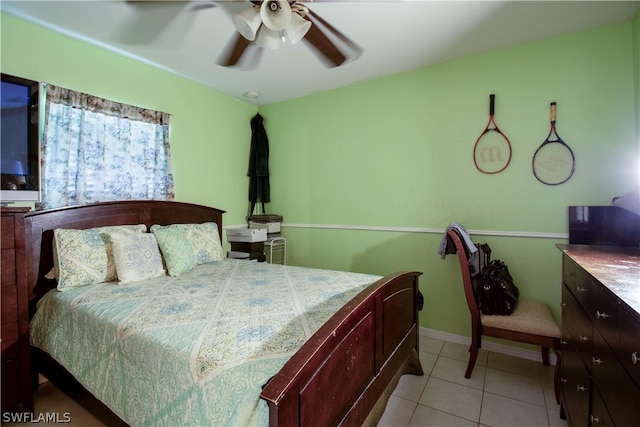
[24,200,225,308]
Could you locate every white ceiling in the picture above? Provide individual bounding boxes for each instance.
[2,1,639,105]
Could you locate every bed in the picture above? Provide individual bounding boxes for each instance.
[24,200,423,427]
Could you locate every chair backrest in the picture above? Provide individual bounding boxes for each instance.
[446,229,480,319]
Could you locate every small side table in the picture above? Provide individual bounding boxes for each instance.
[265,236,286,265]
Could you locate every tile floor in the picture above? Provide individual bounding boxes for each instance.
[378,336,568,427]
[3,336,568,427]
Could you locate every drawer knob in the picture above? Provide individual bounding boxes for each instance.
[577,385,588,392]
[579,335,589,342]
[632,352,638,365]
[576,286,587,293]
[561,378,568,383]
[596,311,611,320]
[590,415,600,424]
[593,357,603,365]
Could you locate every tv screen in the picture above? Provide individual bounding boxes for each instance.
[1,73,41,203]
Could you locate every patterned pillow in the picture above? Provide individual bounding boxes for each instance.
[182,222,224,264]
[53,224,146,291]
[151,225,195,276]
[110,233,165,284]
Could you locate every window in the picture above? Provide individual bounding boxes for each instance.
[41,85,173,209]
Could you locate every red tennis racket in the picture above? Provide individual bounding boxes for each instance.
[532,102,575,185]
[473,94,512,174]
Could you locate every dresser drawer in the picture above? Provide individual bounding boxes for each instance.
[561,342,590,427]
[0,216,15,250]
[620,307,640,389]
[592,329,640,427]
[562,254,576,288]
[1,248,16,287]
[562,284,592,365]
[571,267,593,310]
[1,286,18,324]
[591,388,615,427]
[592,284,620,348]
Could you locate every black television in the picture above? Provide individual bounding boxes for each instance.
[1,73,41,203]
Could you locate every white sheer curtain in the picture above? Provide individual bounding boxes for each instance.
[41,85,174,209]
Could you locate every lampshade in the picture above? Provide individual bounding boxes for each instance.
[1,160,25,175]
[255,27,282,50]
[285,13,311,45]
[260,0,292,31]
[232,6,262,41]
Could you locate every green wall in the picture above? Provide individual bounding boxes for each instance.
[259,21,638,337]
[634,9,640,151]
[2,10,639,343]
[0,12,258,227]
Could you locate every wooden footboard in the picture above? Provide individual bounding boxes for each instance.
[260,271,423,427]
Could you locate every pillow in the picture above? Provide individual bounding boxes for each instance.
[52,224,146,290]
[182,222,224,264]
[110,233,165,284]
[152,225,195,276]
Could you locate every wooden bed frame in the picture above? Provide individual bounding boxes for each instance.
[24,200,423,427]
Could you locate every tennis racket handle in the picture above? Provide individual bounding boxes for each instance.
[550,102,556,123]
[490,94,495,115]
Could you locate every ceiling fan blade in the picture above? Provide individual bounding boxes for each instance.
[217,33,260,68]
[304,9,363,67]
[302,23,346,67]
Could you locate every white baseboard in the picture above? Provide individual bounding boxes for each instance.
[419,326,558,365]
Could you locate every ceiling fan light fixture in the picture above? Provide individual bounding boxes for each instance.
[260,0,292,31]
[255,26,281,50]
[232,6,262,41]
[286,13,311,45]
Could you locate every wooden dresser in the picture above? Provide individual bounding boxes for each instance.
[1,206,33,412]
[558,244,640,427]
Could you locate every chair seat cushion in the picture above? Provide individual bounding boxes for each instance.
[481,298,560,338]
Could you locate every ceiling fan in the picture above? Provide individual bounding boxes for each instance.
[124,0,362,70]
[218,1,362,69]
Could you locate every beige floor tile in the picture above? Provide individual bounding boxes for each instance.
[484,368,546,407]
[409,404,478,427]
[480,393,550,427]
[439,342,488,367]
[486,352,541,379]
[421,336,445,355]
[393,370,430,403]
[377,395,417,427]
[431,357,486,391]
[547,407,569,427]
[419,377,483,423]
[417,351,438,376]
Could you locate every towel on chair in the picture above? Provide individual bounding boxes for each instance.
[437,223,477,259]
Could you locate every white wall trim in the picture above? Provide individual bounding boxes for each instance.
[279,223,568,240]
[419,326,558,365]
[225,223,567,239]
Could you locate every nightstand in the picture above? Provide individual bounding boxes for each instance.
[1,206,33,412]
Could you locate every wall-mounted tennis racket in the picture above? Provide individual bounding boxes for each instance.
[532,102,575,185]
[473,94,512,174]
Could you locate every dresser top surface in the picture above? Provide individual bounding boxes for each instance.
[558,244,640,316]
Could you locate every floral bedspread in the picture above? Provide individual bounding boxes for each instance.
[30,259,380,427]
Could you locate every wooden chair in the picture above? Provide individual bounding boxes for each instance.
[446,229,561,404]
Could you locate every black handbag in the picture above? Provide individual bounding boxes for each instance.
[477,259,519,315]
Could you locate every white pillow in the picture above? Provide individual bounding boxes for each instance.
[53,224,146,291]
[110,233,165,284]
